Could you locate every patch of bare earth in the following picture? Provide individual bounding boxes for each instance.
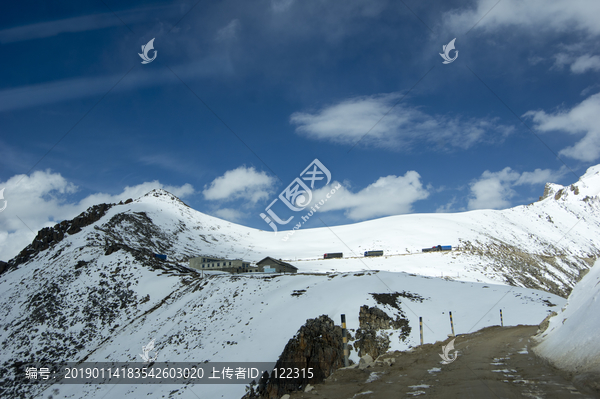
[286,325,598,399]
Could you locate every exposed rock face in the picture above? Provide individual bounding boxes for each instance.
[354,305,411,359]
[355,327,390,359]
[359,305,405,330]
[458,238,593,298]
[243,315,345,399]
[537,311,558,334]
[539,183,556,201]
[3,203,114,274]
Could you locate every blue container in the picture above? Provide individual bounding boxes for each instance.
[153,254,167,260]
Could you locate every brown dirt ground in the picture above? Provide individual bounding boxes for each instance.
[286,325,600,399]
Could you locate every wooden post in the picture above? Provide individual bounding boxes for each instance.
[341,314,349,367]
[449,311,455,337]
[500,309,504,327]
[419,317,424,345]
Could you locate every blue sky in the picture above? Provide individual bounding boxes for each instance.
[2,0,600,260]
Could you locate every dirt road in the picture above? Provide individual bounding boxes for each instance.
[286,325,598,399]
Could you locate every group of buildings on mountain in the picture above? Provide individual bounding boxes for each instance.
[188,256,298,274]
[185,245,451,275]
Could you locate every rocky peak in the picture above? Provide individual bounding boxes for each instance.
[140,189,190,207]
[2,203,114,274]
[539,183,561,201]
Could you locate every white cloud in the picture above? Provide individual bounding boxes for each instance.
[552,52,600,74]
[515,167,567,186]
[581,84,600,97]
[0,74,128,113]
[442,0,600,37]
[552,53,573,70]
[311,171,429,220]
[436,197,461,213]
[216,19,240,42]
[264,0,388,45]
[203,166,276,204]
[0,59,235,112]
[468,168,520,210]
[290,93,512,151]
[467,167,566,210]
[524,92,600,161]
[0,170,194,261]
[570,54,600,74]
[0,13,127,44]
[138,153,197,175]
[0,5,180,44]
[212,208,246,223]
[271,0,295,13]
[442,1,600,78]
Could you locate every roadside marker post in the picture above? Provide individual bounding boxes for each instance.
[449,311,455,337]
[500,309,504,327]
[341,314,349,367]
[419,317,424,345]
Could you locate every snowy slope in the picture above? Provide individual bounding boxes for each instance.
[1,259,563,399]
[533,259,600,375]
[1,166,600,398]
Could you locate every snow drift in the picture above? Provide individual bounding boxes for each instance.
[533,258,600,374]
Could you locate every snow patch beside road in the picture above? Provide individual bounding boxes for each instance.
[533,259,600,374]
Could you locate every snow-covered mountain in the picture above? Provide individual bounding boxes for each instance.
[9,165,600,295]
[1,165,599,398]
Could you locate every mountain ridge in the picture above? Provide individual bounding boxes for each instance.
[3,167,600,296]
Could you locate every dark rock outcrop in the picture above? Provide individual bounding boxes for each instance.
[105,243,123,256]
[354,328,390,359]
[359,305,403,330]
[539,183,555,201]
[243,315,345,399]
[354,305,411,359]
[3,203,114,274]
